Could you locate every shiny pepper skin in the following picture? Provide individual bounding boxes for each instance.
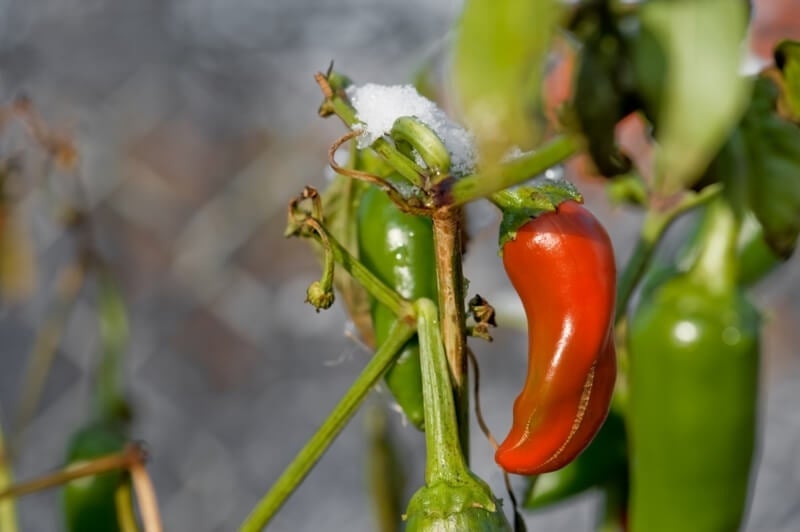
[496,200,617,475]
[628,275,759,532]
[357,183,437,429]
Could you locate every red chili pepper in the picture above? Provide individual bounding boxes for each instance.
[495,200,617,475]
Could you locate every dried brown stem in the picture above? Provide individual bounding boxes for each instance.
[130,459,163,532]
[0,444,143,500]
[432,206,469,456]
[327,132,429,216]
[315,72,334,100]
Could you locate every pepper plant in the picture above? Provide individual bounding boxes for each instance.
[237,0,800,530]
[2,1,799,531]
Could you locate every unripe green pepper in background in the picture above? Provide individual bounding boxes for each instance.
[62,421,127,532]
[63,277,133,532]
[629,199,760,532]
[358,183,437,429]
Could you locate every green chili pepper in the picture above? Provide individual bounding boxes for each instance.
[570,3,634,178]
[628,199,760,531]
[357,183,437,429]
[62,421,128,532]
[63,275,133,532]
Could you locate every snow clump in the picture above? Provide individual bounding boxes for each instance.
[346,83,476,176]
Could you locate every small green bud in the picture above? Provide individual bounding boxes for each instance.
[306,281,334,311]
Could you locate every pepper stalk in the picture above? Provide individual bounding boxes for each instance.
[685,197,739,292]
[404,299,511,531]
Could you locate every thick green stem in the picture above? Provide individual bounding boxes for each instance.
[415,299,470,485]
[372,140,427,188]
[391,117,451,182]
[431,208,470,459]
[404,307,510,527]
[445,135,579,207]
[614,184,724,324]
[239,319,416,532]
[687,198,739,292]
[96,275,129,423]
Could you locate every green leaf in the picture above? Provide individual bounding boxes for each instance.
[642,0,750,194]
[739,78,800,257]
[453,0,560,166]
[628,21,667,128]
[572,6,632,177]
[574,30,631,177]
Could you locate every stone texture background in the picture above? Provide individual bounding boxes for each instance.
[1,1,799,531]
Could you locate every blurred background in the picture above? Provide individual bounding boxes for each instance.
[1,0,799,530]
